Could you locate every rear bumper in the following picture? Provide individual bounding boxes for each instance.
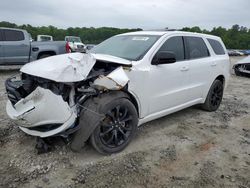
[6,87,77,137]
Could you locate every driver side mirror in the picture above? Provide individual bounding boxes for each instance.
[152,51,176,65]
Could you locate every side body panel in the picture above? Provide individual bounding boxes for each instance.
[128,33,229,125]
[30,41,67,61]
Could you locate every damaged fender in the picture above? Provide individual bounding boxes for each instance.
[93,66,129,90]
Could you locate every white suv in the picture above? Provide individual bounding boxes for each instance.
[5,31,230,154]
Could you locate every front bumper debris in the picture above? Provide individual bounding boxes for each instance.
[6,86,77,137]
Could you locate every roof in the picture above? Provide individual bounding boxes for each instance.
[119,30,221,40]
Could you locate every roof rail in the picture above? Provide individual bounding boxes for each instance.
[143,28,179,32]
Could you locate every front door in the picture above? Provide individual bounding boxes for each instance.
[148,36,190,114]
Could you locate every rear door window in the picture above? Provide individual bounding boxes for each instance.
[158,36,185,61]
[184,36,210,59]
[207,39,225,55]
[4,30,24,41]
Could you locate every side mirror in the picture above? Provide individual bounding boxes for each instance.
[152,51,176,65]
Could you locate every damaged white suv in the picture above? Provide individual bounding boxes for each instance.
[5,31,230,154]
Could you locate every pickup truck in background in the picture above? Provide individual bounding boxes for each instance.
[65,36,86,53]
[0,27,69,65]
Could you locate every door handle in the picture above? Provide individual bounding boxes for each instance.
[211,62,217,67]
[180,66,189,71]
[20,44,27,46]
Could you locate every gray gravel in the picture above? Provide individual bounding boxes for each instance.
[0,57,249,188]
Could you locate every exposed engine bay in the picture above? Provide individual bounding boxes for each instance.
[5,53,130,138]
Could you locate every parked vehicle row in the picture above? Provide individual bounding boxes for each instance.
[233,55,250,77]
[227,49,250,56]
[5,31,230,154]
[0,27,95,65]
[0,27,69,65]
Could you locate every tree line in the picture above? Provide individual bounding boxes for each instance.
[0,21,249,49]
[182,25,250,50]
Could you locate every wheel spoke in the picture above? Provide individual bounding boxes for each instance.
[118,128,128,140]
[120,126,132,131]
[115,105,121,119]
[106,132,115,144]
[120,108,128,120]
[114,130,119,146]
[100,127,114,137]
[122,115,133,122]
[106,110,115,122]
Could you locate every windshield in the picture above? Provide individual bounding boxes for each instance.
[91,35,160,61]
[66,37,82,43]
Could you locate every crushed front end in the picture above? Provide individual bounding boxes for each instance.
[5,53,131,139]
[5,74,77,137]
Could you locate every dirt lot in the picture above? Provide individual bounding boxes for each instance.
[0,57,249,188]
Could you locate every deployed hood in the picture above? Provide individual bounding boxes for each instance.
[21,53,132,82]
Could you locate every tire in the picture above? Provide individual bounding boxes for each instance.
[71,92,138,154]
[201,79,224,112]
[38,54,52,59]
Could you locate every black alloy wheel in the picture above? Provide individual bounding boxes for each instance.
[202,79,224,112]
[209,84,223,108]
[99,105,133,148]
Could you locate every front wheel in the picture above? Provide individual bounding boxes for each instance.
[201,80,224,112]
[90,97,138,154]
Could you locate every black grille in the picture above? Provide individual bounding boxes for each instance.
[5,77,34,105]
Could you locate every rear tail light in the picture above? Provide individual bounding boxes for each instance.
[66,42,71,53]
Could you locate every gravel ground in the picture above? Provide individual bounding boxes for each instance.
[0,57,249,188]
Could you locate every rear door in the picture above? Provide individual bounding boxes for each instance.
[184,36,211,101]
[3,29,30,64]
[0,29,4,64]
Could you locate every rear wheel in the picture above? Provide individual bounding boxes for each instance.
[201,80,224,112]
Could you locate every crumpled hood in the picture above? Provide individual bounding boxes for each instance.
[21,53,96,82]
[92,54,132,66]
[21,53,132,82]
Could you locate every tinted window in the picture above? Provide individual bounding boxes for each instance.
[159,36,185,61]
[4,30,24,41]
[185,36,209,59]
[0,30,3,41]
[207,39,225,55]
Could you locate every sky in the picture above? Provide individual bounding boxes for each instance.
[0,0,250,30]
